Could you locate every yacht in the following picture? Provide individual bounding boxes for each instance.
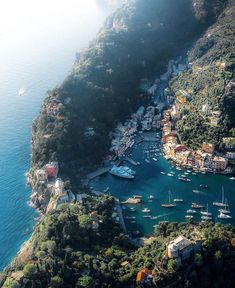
[167,173,174,177]
[201,215,212,221]
[200,184,208,189]
[218,201,230,214]
[142,208,151,213]
[218,212,232,219]
[152,157,158,162]
[176,167,182,171]
[185,215,194,219]
[191,203,204,209]
[229,177,235,180]
[151,216,158,220]
[110,166,134,179]
[187,209,197,214]
[161,191,176,208]
[143,215,152,218]
[160,171,166,175]
[133,195,143,199]
[173,198,184,203]
[145,159,151,164]
[122,166,136,175]
[148,195,155,200]
[200,204,212,216]
[213,187,228,207]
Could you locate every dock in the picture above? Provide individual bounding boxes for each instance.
[114,197,127,233]
[125,157,139,166]
[86,166,111,181]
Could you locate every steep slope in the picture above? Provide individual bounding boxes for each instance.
[30,0,226,181]
[170,0,235,149]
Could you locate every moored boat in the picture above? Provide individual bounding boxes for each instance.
[174,198,184,203]
[191,203,204,209]
[161,191,176,208]
[218,212,232,219]
[187,209,197,214]
[142,208,151,213]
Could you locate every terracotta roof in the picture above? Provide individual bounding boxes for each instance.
[136,268,152,283]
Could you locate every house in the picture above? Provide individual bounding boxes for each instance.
[202,153,213,169]
[45,162,59,178]
[35,169,48,182]
[212,156,228,171]
[223,137,235,149]
[167,236,194,261]
[202,103,211,115]
[201,142,214,154]
[136,268,152,285]
[225,152,235,160]
[54,178,64,195]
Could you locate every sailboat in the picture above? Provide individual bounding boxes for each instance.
[218,212,232,219]
[213,187,228,207]
[161,191,176,208]
[200,204,212,216]
[218,199,231,214]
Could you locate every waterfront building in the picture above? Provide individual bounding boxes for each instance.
[45,162,59,178]
[201,142,215,154]
[212,156,228,171]
[223,137,235,149]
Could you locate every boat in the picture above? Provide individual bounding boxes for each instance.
[167,173,174,177]
[186,170,191,173]
[122,166,136,175]
[200,204,212,216]
[152,157,158,161]
[103,186,110,193]
[176,167,182,171]
[129,207,136,212]
[161,191,176,208]
[151,216,158,220]
[18,88,25,96]
[173,198,184,203]
[145,159,151,164]
[133,195,143,199]
[184,172,189,175]
[130,220,136,224]
[187,209,197,214]
[143,215,152,218]
[142,208,151,213]
[213,187,228,207]
[200,184,208,189]
[178,177,191,182]
[185,215,194,219]
[191,203,204,209]
[125,216,136,220]
[160,171,166,175]
[218,212,232,219]
[192,172,197,175]
[229,177,235,180]
[110,166,134,179]
[201,215,212,221]
[148,195,155,200]
[193,189,200,193]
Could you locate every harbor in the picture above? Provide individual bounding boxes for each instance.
[90,136,235,236]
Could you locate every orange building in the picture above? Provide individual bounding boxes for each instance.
[136,268,152,285]
[201,142,214,154]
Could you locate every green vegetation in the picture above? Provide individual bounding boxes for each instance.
[31,0,225,182]
[170,0,235,149]
[2,216,235,287]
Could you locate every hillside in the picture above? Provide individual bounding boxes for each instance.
[30,0,227,183]
[170,0,235,149]
[1,202,235,287]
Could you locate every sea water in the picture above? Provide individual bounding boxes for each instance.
[0,0,119,270]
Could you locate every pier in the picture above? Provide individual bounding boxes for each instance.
[125,157,139,166]
[86,166,111,181]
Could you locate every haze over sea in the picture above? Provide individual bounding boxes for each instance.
[0,0,121,270]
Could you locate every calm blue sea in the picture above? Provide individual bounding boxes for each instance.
[0,0,119,270]
[91,139,235,236]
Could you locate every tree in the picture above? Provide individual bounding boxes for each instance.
[167,259,177,273]
[3,278,20,288]
[49,275,64,288]
[78,214,92,228]
[76,276,93,288]
[23,263,37,279]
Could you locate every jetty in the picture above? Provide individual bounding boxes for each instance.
[125,157,138,166]
[86,166,111,181]
[121,197,141,204]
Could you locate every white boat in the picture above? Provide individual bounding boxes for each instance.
[218,200,230,214]
[200,204,212,216]
[110,166,134,179]
[213,187,228,207]
[160,171,166,175]
[142,208,151,213]
[186,209,197,214]
[176,167,182,171]
[18,88,25,96]
[122,166,136,175]
[185,215,193,219]
[174,198,184,203]
[218,212,232,219]
[161,191,176,208]
[145,159,151,164]
[148,195,155,200]
[151,216,158,220]
[167,173,174,177]
[129,207,136,212]
[133,195,143,198]
[201,215,212,221]
[229,177,235,181]
[152,157,158,161]
[143,215,151,218]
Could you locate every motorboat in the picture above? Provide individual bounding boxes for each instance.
[201,215,212,221]
[200,184,208,189]
[185,215,193,219]
[145,159,151,164]
[200,204,212,216]
[187,209,197,214]
[160,171,166,175]
[148,195,155,200]
[167,173,174,177]
[142,208,151,213]
[173,198,184,203]
[191,203,204,209]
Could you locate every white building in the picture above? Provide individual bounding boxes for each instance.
[35,169,48,182]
